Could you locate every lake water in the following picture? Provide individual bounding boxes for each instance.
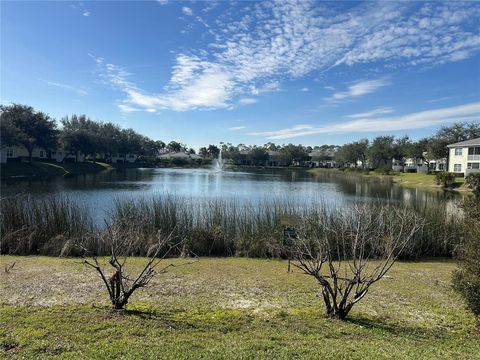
[1,167,458,221]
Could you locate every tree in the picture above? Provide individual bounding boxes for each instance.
[291,204,423,319]
[368,136,395,169]
[199,147,208,157]
[1,104,58,162]
[249,147,268,165]
[167,141,183,153]
[61,115,101,162]
[207,144,220,158]
[80,220,191,310]
[428,122,480,159]
[280,144,308,165]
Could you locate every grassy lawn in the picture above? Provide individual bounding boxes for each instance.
[308,168,468,191]
[1,257,478,359]
[389,172,465,190]
[1,161,112,179]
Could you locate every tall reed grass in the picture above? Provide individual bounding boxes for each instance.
[0,194,465,258]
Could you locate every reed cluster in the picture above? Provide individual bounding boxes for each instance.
[0,194,465,258]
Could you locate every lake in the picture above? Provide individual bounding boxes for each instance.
[1,167,458,222]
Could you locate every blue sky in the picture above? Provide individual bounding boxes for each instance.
[2,0,480,149]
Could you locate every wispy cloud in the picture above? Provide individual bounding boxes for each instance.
[82,10,91,17]
[346,106,394,119]
[228,126,246,131]
[182,6,193,16]
[301,87,309,92]
[95,1,480,112]
[250,102,480,139]
[239,98,257,105]
[326,79,390,102]
[41,79,88,96]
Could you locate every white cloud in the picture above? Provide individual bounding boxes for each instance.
[157,0,169,5]
[228,126,246,131]
[301,87,309,92]
[41,79,88,96]
[250,102,480,139]
[182,6,193,16]
[118,104,140,113]
[346,106,394,118]
[326,79,390,102]
[82,10,90,17]
[95,1,480,112]
[239,98,257,105]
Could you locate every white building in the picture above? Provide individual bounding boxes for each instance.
[447,138,480,176]
[0,146,85,163]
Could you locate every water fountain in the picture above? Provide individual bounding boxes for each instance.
[212,148,224,172]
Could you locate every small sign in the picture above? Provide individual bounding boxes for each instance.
[280,214,302,226]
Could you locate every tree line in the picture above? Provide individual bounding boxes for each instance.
[1,103,479,168]
[0,104,192,163]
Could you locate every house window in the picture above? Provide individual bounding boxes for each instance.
[454,164,462,172]
[468,147,480,155]
[467,162,480,169]
[454,148,462,156]
[39,150,45,158]
[438,164,444,171]
[6,148,14,157]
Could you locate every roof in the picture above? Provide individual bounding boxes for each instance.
[158,152,202,159]
[447,138,480,147]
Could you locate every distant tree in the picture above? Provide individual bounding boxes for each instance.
[408,138,429,161]
[392,136,412,164]
[280,144,308,165]
[0,104,58,163]
[264,142,279,151]
[156,140,166,151]
[207,144,220,158]
[249,147,268,165]
[336,140,369,168]
[368,136,395,169]
[187,148,196,155]
[199,147,208,157]
[61,115,101,162]
[167,141,183,153]
[428,122,480,159]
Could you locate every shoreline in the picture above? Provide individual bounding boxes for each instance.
[307,167,472,193]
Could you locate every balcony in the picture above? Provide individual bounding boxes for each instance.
[467,155,480,161]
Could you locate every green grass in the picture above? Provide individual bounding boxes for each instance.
[308,168,468,191]
[390,172,465,190]
[1,161,112,179]
[1,257,478,359]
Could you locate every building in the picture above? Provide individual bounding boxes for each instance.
[0,146,85,163]
[447,138,480,176]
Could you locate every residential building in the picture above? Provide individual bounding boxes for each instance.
[0,146,85,163]
[447,138,480,176]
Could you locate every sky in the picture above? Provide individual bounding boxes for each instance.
[1,0,480,149]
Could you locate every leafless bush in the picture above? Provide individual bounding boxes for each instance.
[291,204,423,320]
[79,219,194,310]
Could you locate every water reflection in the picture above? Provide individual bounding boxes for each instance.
[1,167,461,221]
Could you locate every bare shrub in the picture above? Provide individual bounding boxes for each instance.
[79,219,194,310]
[291,204,423,320]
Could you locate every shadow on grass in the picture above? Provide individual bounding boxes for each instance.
[346,314,443,340]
